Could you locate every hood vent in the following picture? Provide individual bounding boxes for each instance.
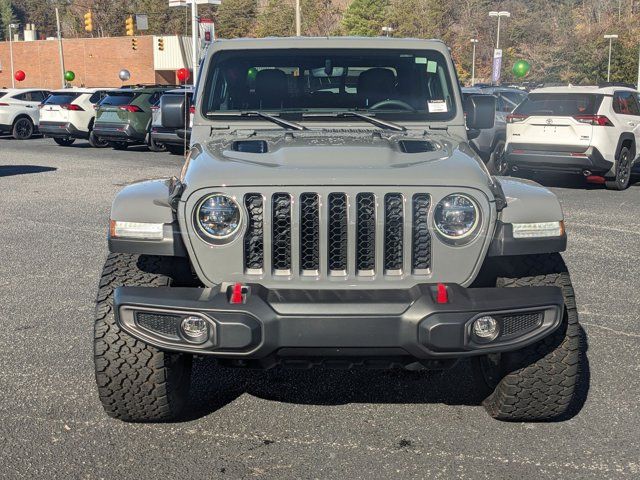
[232,140,268,153]
[398,140,438,154]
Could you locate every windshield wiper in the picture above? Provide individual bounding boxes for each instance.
[207,110,307,131]
[303,111,406,132]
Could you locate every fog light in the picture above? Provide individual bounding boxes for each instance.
[180,316,208,343]
[472,316,499,342]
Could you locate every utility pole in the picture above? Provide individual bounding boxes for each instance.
[295,0,301,36]
[191,0,198,83]
[8,23,17,88]
[55,8,66,88]
[470,38,478,86]
[604,34,618,82]
[637,44,640,89]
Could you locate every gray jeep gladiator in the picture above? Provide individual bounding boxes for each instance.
[95,37,582,422]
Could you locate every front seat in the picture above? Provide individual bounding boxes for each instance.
[255,69,288,109]
[358,68,396,108]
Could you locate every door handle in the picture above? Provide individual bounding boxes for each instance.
[628,122,636,126]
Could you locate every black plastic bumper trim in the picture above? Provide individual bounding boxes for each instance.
[93,122,145,142]
[39,121,89,139]
[488,221,567,256]
[506,145,613,174]
[108,222,186,257]
[114,284,564,361]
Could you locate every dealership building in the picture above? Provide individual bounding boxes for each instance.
[0,34,194,89]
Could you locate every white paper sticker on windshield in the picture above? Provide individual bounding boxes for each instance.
[428,100,448,113]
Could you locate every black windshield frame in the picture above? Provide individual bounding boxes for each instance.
[201,48,458,123]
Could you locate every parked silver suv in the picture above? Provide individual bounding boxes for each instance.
[463,86,527,174]
[95,37,582,423]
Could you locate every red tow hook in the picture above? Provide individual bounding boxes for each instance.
[436,283,449,304]
[229,283,245,304]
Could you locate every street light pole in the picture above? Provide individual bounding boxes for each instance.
[470,38,478,86]
[295,0,301,36]
[55,8,66,88]
[489,11,510,85]
[489,11,510,50]
[191,0,198,83]
[8,23,17,88]
[604,34,618,82]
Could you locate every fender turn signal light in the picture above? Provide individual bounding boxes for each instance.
[436,283,449,304]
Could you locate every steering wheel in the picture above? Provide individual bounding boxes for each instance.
[369,99,416,112]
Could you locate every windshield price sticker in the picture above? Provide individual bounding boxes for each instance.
[428,100,448,113]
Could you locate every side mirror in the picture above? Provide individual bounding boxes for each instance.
[161,94,187,129]
[464,94,496,130]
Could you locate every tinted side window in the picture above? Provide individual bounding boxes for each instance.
[613,91,640,116]
[148,92,162,105]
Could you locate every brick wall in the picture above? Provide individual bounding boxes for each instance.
[0,36,156,89]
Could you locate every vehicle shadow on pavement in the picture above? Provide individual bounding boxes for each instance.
[0,165,57,177]
[184,326,589,422]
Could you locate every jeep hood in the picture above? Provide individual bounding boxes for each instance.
[182,131,493,195]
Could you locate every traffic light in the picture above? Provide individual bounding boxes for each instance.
[125,16,134,36]
[84,12,93,33]
[131,37,138,51]
[158,37,164,51]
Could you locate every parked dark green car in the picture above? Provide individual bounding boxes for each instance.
[93,85,176,150]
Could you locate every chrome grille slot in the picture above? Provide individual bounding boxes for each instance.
[272,193,292,273]
[384,193,404,273]
[244,193,264,272]
[327,193,348,273]
[356,193,376,274]
[299,193,320,273]
[412,194,432,273]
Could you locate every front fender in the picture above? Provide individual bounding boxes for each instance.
[109,179,186,257]
[488,177,566,256]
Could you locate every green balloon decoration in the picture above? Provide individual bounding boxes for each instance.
[512,60,531,78]
[64,70,76,82]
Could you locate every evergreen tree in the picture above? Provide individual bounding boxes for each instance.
[216,0,258,38]
[342,0,390,37]
[0,0,17,41]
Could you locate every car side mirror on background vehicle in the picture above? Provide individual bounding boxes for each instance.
[161,95,188,129]
[464,94,496,134]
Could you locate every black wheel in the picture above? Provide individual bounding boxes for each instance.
[109,141,128,150]
[149,135,167,153]
[605,146,632,190]
[94,253,194,422]
[166,144,185,156]
[12,117,34,140]
[486,139,509,175]
[472,254,583,421]
[53,137,75,146]
[89,130,109,148]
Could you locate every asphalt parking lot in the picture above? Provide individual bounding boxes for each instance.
[1,137,639,479]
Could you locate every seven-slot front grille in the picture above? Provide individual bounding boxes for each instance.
[243,192,432,277]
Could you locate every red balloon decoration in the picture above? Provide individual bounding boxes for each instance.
[15,70,26,82]
[177,68,190,83]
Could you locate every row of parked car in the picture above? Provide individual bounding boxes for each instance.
[0,85,194,155]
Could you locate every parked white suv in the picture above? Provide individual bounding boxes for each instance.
[0,88,50,139]
[39,88,111,147]
[505,85,640,190]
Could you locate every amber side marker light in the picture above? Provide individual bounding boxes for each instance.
[109,219,164,240]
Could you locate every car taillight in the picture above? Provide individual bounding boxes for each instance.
[506,114,528,123]
[62,104,84,111]
[0,102,9,106]
[189,105,195,114]
[118,105,143,113]
[151,105,159,111]
[574,115,614,126]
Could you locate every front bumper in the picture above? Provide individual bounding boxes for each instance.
[505,145,614,175]
[39,121,88,139]
[115,284,564,366]
[93,122,145,143]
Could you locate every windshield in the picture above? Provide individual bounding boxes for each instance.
[515,93,602,116]
[99,92,136,107]
[43,92,82,105]
[202,48,457,121]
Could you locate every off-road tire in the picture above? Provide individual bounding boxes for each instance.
[109,141,128,150]
[94,253,193,422]
[473,254,582,421]
[54,137,75,146]
[89,130,108,148]
[605,146,632,190]
[486,139,509,176]
[12,117,34,140]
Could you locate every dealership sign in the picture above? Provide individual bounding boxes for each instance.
[492,49,503,84]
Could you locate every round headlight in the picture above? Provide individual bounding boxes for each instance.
[195,194,241,240]
[434,194,479,241]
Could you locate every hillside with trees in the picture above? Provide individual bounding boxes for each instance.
[1,0,639,85]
